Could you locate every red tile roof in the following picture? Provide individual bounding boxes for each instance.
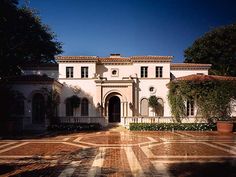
[98,57,131,63]
[171,63,212,69]
[56,55,173,63]
[176,74,236,81]
[55,56,97,61]
[131,56,173,60]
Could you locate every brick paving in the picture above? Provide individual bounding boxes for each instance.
[101,148,132,177]
[0,130,235,176]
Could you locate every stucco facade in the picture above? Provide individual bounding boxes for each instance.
[55,55,211,127]
[11,54,215,130]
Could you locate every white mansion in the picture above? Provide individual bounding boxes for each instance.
[10,54,214,130]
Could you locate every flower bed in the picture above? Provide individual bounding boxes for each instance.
[129,123,217,131]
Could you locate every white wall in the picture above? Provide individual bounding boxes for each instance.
[58,79,99,117]
[171,69,208,78]
[133,63,170,79]
[138,79,171,117]
[59,62,96,78]
[96,64,134,80]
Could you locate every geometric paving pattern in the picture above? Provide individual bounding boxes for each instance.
[0,130,235,177]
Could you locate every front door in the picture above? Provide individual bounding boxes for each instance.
[108,96,121,122]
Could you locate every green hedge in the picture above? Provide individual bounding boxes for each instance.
[129,123,217,131]
[48,123,102,131]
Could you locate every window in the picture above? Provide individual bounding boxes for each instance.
[187,100,194,116]
[66,67,73,78]
[156,98,164,116]
[81,98,89,116]
[112,70,117,75]
[149,87,154,92]
[111,68,118,77]
[156,66,163,78]
[140,98,149,116]
[149,86,156,94]
[141,67,148,78]
[66,98,73,116]
[81,67,88,78]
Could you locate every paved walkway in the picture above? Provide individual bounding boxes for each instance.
[0,130,235,177]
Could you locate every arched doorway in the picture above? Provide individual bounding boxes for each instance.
[108,96,121,123]
[32,93,45,124]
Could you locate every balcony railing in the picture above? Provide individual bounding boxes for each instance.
[59,116,107,126]
[122,117,173,127]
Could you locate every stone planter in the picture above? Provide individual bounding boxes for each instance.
[217,121,233,133]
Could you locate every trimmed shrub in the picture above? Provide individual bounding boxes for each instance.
[129,123,217,131]
[48,123,102,131]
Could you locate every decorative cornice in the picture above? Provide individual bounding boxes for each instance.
[131,56,173,62]
[95,79,134,83]
[102,85,128,88]
[56,56,97,63]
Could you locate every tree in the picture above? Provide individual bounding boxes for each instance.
[148,96,160,116]
[0,0,62,77]
[41,87,60,124]
[0,82,24,134]
[184,24,236,76]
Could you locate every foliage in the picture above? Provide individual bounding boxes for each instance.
[0,0,62,77]
[129,123,217,131]
[148,95,160,115]
[0,82,25,134]
[168,80,236,122]
[184,24,236,76]
[41,87,60,123]
[0,83,24,119]
[48,123,102,131]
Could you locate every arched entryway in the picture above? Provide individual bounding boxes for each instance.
[32,93,45,124]
[108,96,121,123]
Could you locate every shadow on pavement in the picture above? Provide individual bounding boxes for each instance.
[167,160,236,177]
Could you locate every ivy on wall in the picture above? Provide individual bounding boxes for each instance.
[168,80,236,123]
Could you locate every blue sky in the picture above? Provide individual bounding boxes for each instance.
[21,0,236,62]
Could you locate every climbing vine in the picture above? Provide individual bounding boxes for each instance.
[168,80,236,123]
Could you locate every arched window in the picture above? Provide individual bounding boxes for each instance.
[140,98,149,116]
[81,98,89,116]
[65,98,73,116]
[156,98,164,116]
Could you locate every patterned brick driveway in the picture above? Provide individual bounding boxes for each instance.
[0,130,235,177]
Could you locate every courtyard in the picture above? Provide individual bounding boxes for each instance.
[0,128,235,177]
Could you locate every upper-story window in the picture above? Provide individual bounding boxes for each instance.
[156,66,163,78]
[187,100,194,116]
[81,67,88,78]
[141,66,148,78]
[111,68,119,77]
[66,67,73,78]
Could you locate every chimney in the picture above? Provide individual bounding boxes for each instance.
[110,54,121,58]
